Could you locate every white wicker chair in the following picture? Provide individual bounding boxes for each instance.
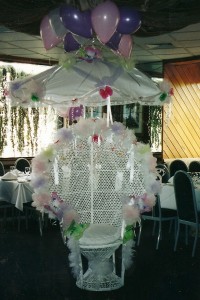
[48,131,146,291]
[32,118,158,291]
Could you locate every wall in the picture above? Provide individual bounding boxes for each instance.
[163,60,200,159]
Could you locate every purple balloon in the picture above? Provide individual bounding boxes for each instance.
[69,105,83,121]
[117,7,141,34]
[64,32,81,52]
[60,5,93,38]
[106,31,122,50]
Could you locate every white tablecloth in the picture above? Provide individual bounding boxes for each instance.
[160,183,200,211]
[0,179,33,211]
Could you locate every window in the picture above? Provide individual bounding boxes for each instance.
[0,62,57,157]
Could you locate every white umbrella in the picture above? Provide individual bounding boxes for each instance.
[8,59,170,108]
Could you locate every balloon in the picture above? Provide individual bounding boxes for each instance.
[40,14,62,50]
[117,7,141,34]
[49,7,68,38]
[60,5,93,38]
[118,34,133,58]
[69,105,83,121]
[57,105,83,120]
[91,0,120,44]
[106,31,122,50]
[64,32,81,52]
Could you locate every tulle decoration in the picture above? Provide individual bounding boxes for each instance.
[151,180,162,194]
[32,192,51,209]
[122,239,135,269]
[67,237,81,277]
[62,209,80,228]
[31,175,49,190]
[123,204,140,225]
[31,118,158,234]
[41,145,56,160]
[54,127,73,144]
[158,79,174,103]
[141,193,156,211]
[9,78,45,106]
[31,156,49,173]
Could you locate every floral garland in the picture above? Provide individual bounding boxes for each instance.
[31,118,161,240]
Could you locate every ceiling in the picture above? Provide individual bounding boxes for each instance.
[0,0,200,76]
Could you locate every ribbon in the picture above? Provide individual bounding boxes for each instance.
[115,171,124,191]
[126,145,135,182]
[53,157,59,185]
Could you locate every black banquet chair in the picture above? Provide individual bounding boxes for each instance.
[137,194,177,250]
[156,163,170,183]
[173,170,200,257]
[169,159,188,177]
[15,158,30,172]
[0,161,16,228]
[188,160,200,172]
[0,161,5,176]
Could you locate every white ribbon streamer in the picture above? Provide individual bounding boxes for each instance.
[53,157,59,185]
[115,171,124,191]
[106,96,113,127]
[126,145,135,182]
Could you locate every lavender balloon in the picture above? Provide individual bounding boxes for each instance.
[91,0,120,44]
[117,7,141,34]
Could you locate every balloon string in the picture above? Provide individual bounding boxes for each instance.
[107,96,113,127]
[83,106,86,119]
[90,107,94,118]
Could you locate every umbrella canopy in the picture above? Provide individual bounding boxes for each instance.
[8,59,170,108]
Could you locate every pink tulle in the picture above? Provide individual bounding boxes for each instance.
[143,194,156,208]
[32,192,51,207]
[62,209,80,227]
[32,158,48,173]
[123,205,140,224]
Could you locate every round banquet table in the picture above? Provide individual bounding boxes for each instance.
[0,178,33,211]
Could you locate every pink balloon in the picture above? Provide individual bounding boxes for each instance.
[91,0,120,44]
[40,14,62,50]
[118,34,133,58]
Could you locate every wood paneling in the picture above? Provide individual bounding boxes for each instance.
[163,60,200,159]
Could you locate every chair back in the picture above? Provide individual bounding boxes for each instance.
[156,164,170,183]
[173,170,198,223]
[15,158,30,172]
[0,161,5,176]
[188,161,200,172]
[169,159,188,177]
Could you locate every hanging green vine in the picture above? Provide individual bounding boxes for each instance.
[0,64,59,157]
[0,69,8,156]
[148,106,163,149]
[11,107,17,152]
[31,107,39,152]
[24,107,34,154]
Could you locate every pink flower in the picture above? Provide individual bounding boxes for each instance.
[99,86,113,99]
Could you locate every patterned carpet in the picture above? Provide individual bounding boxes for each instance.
[0,219,200,300]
